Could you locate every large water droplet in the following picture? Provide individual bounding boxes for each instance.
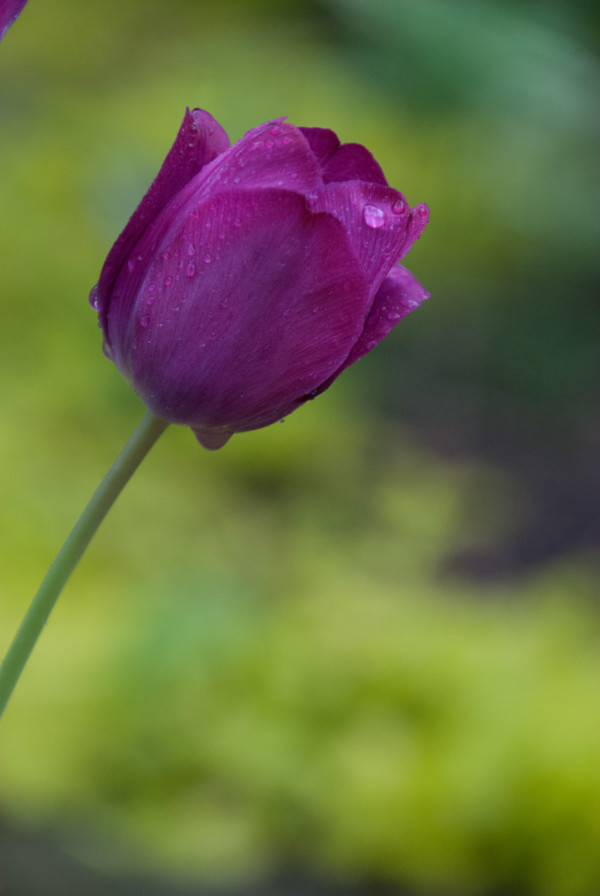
[363,205,385,229]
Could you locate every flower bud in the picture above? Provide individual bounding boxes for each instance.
[90,109,429,448]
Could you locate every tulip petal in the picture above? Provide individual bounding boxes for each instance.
[307,264,430,398]
[398,203,430,259]
[180,120,322,197]
[1,0,27,41]
[322,142,388,186]
[95,109,229,323]
[299,126,340,165]
[123,189,369,433]
[310,181,414,295]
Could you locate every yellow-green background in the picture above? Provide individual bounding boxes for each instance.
[1,0,599,893]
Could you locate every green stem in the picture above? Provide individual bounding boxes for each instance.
[0,409,169,719]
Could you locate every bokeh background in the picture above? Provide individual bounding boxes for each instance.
[1,0,599,893]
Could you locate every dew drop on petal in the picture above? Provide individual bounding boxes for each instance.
[187,243,195,256]
[363,205,385,229]
[186,262,196,278]
[127,258,136,272]
[391,199,406,215]
[140,315,150,328]
[164,276,173,287]
[204,252,212,264]
[89,286,99,310]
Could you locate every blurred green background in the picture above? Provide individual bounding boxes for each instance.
[1,0,599,893]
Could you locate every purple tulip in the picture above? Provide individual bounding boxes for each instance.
[0,0,27,41]
[90,109,429,449]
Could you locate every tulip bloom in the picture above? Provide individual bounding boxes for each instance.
[0,0,27,41]
[90,109,429,449]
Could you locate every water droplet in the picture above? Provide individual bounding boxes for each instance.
[203,252,212,264]
[363,205,385,229]
[270,125,281,135]
[391,199,406,215]
[164,276,173,287]
[147,297,154,306]
[233,218,242,228]
[306,192,318,207]
[417,204,428,219]
[365,339,377,351]
[148,284,155,292]
[89,287,99,310]
[187,243,195,256]
[387,310,401,321]
[161,251,170,261]
[140,315,150,328]
[174,249,180,257]
[265,139,274,150]
[233,175,241,183]
[186,262,196,278]
[282,136,292,145]
[127,258,136,272]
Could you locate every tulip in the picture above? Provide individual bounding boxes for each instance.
[90,109,429,449]
[0,0,27,41]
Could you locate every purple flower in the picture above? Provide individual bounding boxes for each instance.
[0,0,27,41]
[90,109,429,449]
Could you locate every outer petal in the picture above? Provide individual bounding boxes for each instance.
[168,119,321,199]
[399,203,430,259]
[306,264,430,399]
[309,181,413,296]
[93,109,229,326]
[0,0,27,41]
[120,189,369,433]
